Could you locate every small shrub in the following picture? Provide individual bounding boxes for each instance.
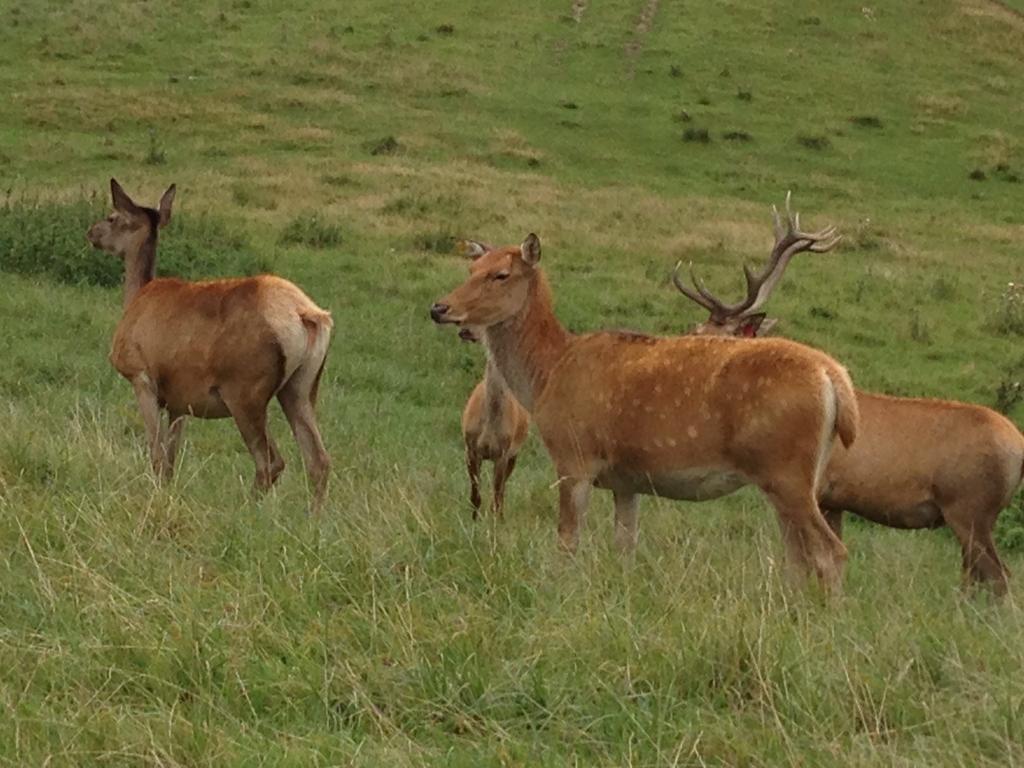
[989,281,1024,336]
[995,494,1024,552]
[850,115,883,129]
[796,134,830,150]
[669,64,683,78]
[722,130,752,142]
[929,275,957,301]
[414,230,456,254]
[736,89,752,102]
[366,136,401,156]
[968,168,987,181]
[144,129,167,166]
[994,379,1023,414]
[435,23,455,35]
[278,214,343,249]
[994,164,1021,183]
[682,127,711,143]
[908,309,932,344]
[559,100,579,110]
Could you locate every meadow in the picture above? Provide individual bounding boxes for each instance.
[2,0,1024,764]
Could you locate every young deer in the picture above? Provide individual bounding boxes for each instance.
[462,354,530,518]
[457,241,531,519]
[431,229,860,593]
[87,179,333,510]
[674,194,1020,594]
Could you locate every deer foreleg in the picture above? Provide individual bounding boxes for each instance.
[558,477,591,553]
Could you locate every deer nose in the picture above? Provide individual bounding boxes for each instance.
[430,303,450,323]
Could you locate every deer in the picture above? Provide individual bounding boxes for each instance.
[456,243,531,520]
[86,179,333,510]
[430,228,860,594]
[672,193,1021,595]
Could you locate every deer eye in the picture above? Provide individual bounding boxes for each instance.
[492,271,510,282]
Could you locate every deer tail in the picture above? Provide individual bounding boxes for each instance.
[825,363,859,449]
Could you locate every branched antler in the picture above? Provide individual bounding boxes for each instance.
[673,192,841,323]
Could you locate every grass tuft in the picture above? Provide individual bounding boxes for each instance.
[278,213,344,248]
[366,136,402,156]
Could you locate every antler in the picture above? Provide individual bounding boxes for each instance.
[672,192,841,322]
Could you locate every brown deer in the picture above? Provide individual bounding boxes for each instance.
[462,355,530,518]
[430,229,860,593]
[674,194,1021,594]
[457,241,531,519]
[87,179,333,510]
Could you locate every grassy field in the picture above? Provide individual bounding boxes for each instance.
[2,0,1024,764]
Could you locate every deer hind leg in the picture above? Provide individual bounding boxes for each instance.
[943,502,1010,597]
[466,448,483,518]
[221,389,280,495]
[131,375,169,481]
[761,476,847,595]
[491,453,518,520]
[613,490,639,555]
[158,413,188,481]
[823,508,844,540]
[277,378,330,513]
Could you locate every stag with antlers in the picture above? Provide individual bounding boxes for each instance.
[673,194,1019,594]
[431,230,860,593]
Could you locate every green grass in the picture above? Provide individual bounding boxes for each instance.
[3,0,1024,764]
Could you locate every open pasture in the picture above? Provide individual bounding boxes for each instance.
[2,0,1024,764]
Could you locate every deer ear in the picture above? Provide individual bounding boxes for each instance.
[457,239,490,260]
[158,184,176,228]
[110,178,140,214]
[521,233,541,267]
[736,313,769,337]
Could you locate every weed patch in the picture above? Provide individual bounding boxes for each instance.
[279,213,344,248]
[722,130,752,142]
[796,134,831,150]
[850,115,884,129]
[989,281,1024,336]
[682,127,711,143]
[366,136,401,156]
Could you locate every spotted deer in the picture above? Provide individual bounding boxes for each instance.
[87,179,333,510]
[456,243,531,519]
[673,193,1020,594]
[430,232,860,593]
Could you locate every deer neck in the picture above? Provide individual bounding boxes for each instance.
[123,231,157,309]
[483,271,571,412]
[482,356,513,420]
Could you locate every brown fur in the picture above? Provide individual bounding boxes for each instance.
[432,235,859,593]
[684,200,1020,595]
[88,179,333,510]
[820,393,1020,594]
[461,358,530,519]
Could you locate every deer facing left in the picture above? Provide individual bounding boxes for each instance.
[87,179,333,510]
